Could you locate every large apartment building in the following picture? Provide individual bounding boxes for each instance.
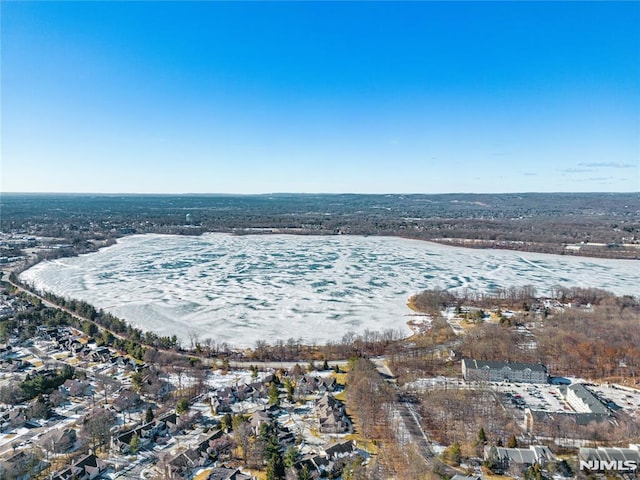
[462,359,548,384]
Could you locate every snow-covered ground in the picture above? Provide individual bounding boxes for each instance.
[20,233,640,348]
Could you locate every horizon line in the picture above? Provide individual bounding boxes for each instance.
[1,191,639,197]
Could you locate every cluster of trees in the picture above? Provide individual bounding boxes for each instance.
[455,296,640,381]
[410,285,626,315]
[529,409,640,446]
[410,285,541,314]
[0,365,75,405]
[80,407,117,452]
[346,358,395,440]
[4,193,638,259]
[404,287,640,383]
[19,365,75,401]
[535,301,640,380]
[344,358,441,479]
[388,315,459,383]
[416,389,520,457]
[251,329,405,362]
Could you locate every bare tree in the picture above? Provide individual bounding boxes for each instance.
[81,408,116,452]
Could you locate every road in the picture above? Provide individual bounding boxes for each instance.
[372,356,460,475]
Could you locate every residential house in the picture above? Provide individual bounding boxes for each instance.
[315,394,352,434]
[0,408,26,431]
[38,427,77,453]
[90,347,112,363]
[160,448,207,479]
[484,445,555,472]
[249,410,271,435]
[297,454,332,478]
[298,375,338,395]
[156,429,224,478]
[323,440,357,460]
[112,412,180,453]
[0,450,46,480]
[207,467,253,480]
[61,379,93,397]
[50,454,106,480]
[579,445,640,472]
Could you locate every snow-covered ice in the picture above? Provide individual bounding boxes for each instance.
[20,233,640,348]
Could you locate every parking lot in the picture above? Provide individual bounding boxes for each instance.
[493,382,574,413]
[491,380,640,415]
[587,383,640,412]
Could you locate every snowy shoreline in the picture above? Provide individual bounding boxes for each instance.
[20,233,640,348]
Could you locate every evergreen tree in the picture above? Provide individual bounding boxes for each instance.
[474,426,488,456]
[260,421,275,442]
[268,381,280,406]
[484,445,506,473]
[130,433,140,453]
[176,398,189,414]
[443,441,461,466]
[265,433,285,480]
[145,406,154,423]
[231,413,246,432]
[284,378,294,403]
[299,464,312,480]
[284,446,298,469]
[221,413,233,432]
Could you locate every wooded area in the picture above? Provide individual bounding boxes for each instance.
[2,193,638,260]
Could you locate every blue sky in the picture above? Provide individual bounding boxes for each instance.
[2,1,639,194]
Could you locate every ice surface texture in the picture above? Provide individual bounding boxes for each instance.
[20,234,640,348]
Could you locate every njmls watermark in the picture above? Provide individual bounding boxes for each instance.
[580,460,638,472]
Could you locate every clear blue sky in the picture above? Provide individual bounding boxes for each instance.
[2,1,639,194]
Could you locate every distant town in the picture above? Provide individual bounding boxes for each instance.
[0,193,638,479]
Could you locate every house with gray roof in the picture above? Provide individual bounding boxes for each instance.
[38,427,76,453]
[206,466,252,480]
[323,440,356,459]
[565,383,610,414]
[316,394,352,434]
[50,453,106,480]
[484,445,554,471]
[579,444,640,472]
[0,450,46,480]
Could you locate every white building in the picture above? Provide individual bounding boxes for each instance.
[565,383,609,414]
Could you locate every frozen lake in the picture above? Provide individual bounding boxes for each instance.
[20,234,640,348]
